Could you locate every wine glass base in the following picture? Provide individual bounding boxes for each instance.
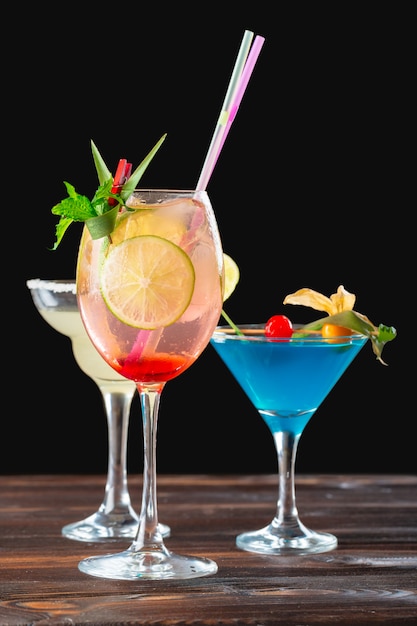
[78,547,218,580]
[236,525,337,556]
[62,512,171,542]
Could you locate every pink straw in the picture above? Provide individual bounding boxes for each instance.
[216,36,265,165]
[196,32,265,190]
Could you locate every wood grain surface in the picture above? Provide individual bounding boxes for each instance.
[0,474,416,625]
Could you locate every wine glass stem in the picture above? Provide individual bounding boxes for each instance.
[273,431,303,529]
[98,386,136,514]
[133,384,165,549]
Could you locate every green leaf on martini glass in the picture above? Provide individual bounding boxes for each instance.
[293,310,397,365]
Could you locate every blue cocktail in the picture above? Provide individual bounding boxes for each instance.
[211,324,367,555]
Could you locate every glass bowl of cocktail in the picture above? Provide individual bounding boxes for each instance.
[75,188,223,579]
[212,282,397,555]
[50,137,224,580]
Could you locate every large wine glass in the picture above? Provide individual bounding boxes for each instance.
[76,189,223,580]
[26,278,171,542]
[210,324,367,555]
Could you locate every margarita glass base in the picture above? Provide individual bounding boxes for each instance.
[78,547,218,580]
[62,513,171,543]
[236,523,337,556]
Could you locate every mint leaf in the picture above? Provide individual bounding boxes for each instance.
[52,186,96,221]
[50,216,73,251]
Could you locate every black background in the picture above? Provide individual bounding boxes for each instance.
[6,6,412,476]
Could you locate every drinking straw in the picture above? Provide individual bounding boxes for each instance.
[110,158,152,363]
[196,29,254,190]
[196,31,265,191]
[216,35,265,164]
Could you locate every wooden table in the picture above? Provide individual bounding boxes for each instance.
[0,474,416,625]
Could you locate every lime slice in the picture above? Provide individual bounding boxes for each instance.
[223,253,240,301]
[111,209,185,246]
[100,235,195,329]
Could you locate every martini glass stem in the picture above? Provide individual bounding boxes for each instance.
[235,423,338,554]
[273,431,306,534]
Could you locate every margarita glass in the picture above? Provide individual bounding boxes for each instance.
[76,189,223,580]
[27,278,170,542]
[211,324,368,555]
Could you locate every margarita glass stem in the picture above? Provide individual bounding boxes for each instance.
[98,384,137,517]
[273,430,308,536]
[62,383,141,541]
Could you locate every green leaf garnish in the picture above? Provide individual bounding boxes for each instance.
[295,310,397,365]
[91,140,113,185]
[85,206,119,240]
[50,134,167,249]
[120,134,167,201]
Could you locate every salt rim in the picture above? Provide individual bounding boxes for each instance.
[26,279,76,294]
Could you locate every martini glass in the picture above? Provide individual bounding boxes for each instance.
[26,278,171,542]
[210,324,367,555]
[76,189,223,580]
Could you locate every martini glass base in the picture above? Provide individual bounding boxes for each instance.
[236,524,337,556]
[78,547,218,580]
[62,513,171,543]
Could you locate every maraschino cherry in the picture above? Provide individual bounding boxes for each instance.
[265,315,293,338]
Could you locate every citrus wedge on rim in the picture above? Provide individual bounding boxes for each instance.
[100,235,195,329]
[223,253,240,301]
